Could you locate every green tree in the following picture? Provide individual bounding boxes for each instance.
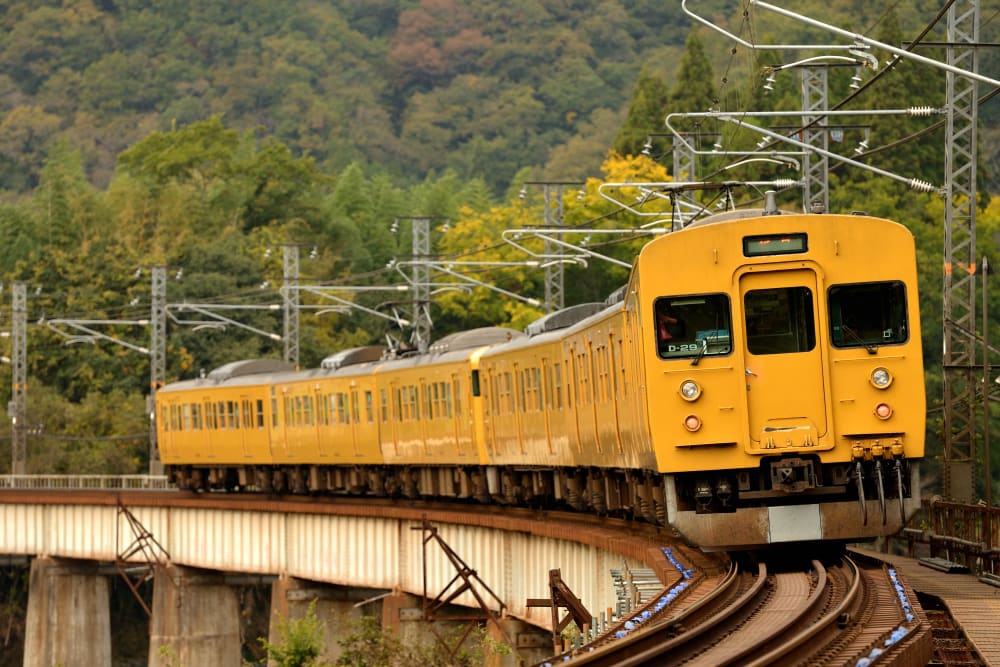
[614,66,670,156]
[259,600,328,667]
[666,33,717,115]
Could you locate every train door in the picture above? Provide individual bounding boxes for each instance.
[541,358,554,456]
[350,389,361,457]
[739,268,828,450]
[239,396,253,458]
[566,343,583,453]
[268,388,285,461]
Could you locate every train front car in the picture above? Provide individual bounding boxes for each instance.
[636,210,925,549]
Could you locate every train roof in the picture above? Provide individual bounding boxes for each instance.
[320,345,387,370]
[207,359,295,380]
[524,302,605,336]
[428,326,524,353]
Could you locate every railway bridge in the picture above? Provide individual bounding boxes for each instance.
[4,477,1000,666]
[0,476,684,667]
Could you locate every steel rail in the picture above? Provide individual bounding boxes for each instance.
[741,557,860,666]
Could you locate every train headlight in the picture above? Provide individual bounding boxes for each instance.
[683,414,702,432]
[870,367,893,389]
[874,403,893,420]
[679,380,701,401]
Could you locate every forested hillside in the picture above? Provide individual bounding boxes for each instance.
[0,0,997,502]
[3,0,999,196]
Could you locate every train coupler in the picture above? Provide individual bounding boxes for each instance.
[851,438,908,527]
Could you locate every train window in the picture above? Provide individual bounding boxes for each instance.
[160,406,169,432]
[318,394,329,426]
[365,391,374,423]
[453,379,462,417]
[227,401,237,429]
[303,396,314,426]
[442,382,452,418]
[351,391,360,424]
[271,398,278,428]
[426,383,436,420]
[257,400,265,428]
[829,281,908,349]
[242,399,253,428]
[337,393,348,424]
[745,287,816,354]
[411,385,421,420]
[554,362,563,410]
[655,295,732,360]
[380,389,389,423]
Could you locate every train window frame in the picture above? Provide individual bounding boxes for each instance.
[828,280,909,349]
[745,286,816,355]
[654,294,733,361]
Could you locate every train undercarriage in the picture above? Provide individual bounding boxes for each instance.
[167,452,919,549]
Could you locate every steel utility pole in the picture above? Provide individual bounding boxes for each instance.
[942,0,981,503]
[9,282,26,475]
[411,217,431,353]
[148,266,166,476]
[800,66,830,213]
[283,245,300,368]
[525,181,583,313]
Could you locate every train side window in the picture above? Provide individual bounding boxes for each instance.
[256,399,265,428]
[365,390,374,423]
[745,287,816,354]
[655,294,732,360]
[829,281,908,349]
[380,389,388,423]
[554,362,563,410]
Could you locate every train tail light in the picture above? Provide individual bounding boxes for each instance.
[684,414,702,432]
[874,403,893,420]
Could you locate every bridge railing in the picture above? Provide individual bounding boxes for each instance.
[900,496,1000,578]
[0,475,172,490]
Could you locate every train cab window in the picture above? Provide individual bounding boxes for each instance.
[655,295,732,360]
[829,281,908,349]
[745,287,816,354]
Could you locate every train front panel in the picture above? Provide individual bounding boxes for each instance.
[636,212,924,548]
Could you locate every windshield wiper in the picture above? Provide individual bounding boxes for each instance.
[691,337,708,366]
[842,324,878,355]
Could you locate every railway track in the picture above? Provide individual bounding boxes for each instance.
[537,550,933,666]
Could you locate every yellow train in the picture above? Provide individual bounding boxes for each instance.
[157,203,925,549]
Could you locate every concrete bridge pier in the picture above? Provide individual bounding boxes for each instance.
[490,616,554,667]
[268,574,389,663]
[147,564,241,667]
[23,556,111,667]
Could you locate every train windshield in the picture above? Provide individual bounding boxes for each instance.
[744,286,816,354]
[654,294,732,360]
[828,281,908,349]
